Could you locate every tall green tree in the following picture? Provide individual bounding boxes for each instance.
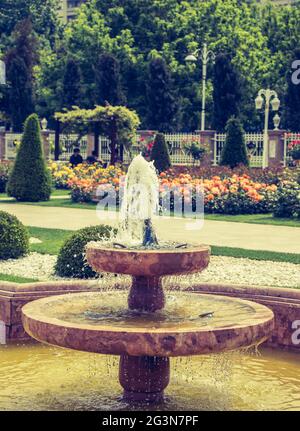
[7,57,35,131]
[5,19,37,131]
[146,56,177,132]
[61,58,83,110]
[150,132,171,173]
[220,116,248,168]
[284,48,300,131]
[7,113,52,201]
[95,53,125,106]
[212,53,242,131]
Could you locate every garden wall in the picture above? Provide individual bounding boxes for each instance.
[0,280,300,353]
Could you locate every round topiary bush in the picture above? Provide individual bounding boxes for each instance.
[55,225,117,279]
[0,211,29,260]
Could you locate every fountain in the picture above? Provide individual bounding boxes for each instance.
[22,155,274,404]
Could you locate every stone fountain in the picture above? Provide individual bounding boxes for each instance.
[22,155,274,404]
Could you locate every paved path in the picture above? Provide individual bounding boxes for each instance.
[1,203,299,253]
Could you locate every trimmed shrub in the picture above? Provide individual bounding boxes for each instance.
[220,117,249,168]
[55,225,117,279]
[0,211,29,259]
[273,182,300,218]
[7,114,52,201]
[150,133,171,173]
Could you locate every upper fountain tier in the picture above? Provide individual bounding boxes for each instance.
[86,244,210,277]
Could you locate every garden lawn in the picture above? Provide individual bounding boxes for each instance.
[26,226,300,264]
[1,197,299,227]
[0,273,38,283]
[28,226,73,255]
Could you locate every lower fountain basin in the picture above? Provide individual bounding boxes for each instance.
[22,291,274,357]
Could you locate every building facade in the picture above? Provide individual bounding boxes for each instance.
[59,0,86,23]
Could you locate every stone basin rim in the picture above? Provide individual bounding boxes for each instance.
[86,244,211,254]
[22,292,275,357]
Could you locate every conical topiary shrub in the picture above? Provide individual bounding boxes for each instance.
[220,116,249,168]
[7,113,52,201]
[150,133,171,173]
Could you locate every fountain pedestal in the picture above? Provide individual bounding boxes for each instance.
[119,355,170,403]
[128,276,164,312]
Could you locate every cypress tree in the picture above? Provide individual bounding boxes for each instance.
[61,58,83,109]
[7,113,52,201]
[7,57,34,132]
[220,117,249,168]
[212,53,242,132]
[150,132,171,173]
[95,53,125,106]
[146,57,177,132]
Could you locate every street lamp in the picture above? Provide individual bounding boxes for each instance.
[185,43,215,131]
[255,89,280,169]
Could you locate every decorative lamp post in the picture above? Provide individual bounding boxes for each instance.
[255,89,280,169]
[185,43,215,131]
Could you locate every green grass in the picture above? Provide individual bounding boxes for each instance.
[0,273,38,283]
[28,226,73,255]
[205,213,300,228]
[211,245,300,264]
[27,226,300,264]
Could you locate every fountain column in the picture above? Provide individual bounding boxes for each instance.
[128,276,165,312]
[119,355,170,403]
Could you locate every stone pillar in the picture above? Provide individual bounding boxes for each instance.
[0,130,5,160]
[41,130,51,160]
[197,130,216,166]
[267,130,286,167]
[86,133,94,158]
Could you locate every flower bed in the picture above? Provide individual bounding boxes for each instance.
[48,161,300,216]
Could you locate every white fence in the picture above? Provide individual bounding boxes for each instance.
[3,131,289,168]
[213,133,264,167]
[283,132,300,167]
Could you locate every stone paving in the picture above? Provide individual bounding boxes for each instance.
[0,202,299,253]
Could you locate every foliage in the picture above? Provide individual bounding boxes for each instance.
[61,58,83,110]
[55,105,140,164]
[286,134,300,161]
[0,210,29,259]
[5,19,37,131]
[55,224,117,278]
[146,56,177,132]
[284,48,300,131]
[150,132,171,173]
[7,113,52,201]
[273,180,300,219]
[35,0,300,131]
[183,136,209,164]
[212,54,242,131]
[220,117,249,168]
[95,53,125,106]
